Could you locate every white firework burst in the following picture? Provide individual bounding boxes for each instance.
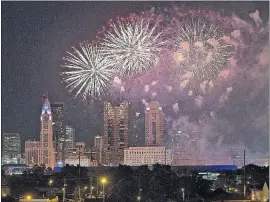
[173,18,233,89]
[101,19,164,77]
[61,42,115,100]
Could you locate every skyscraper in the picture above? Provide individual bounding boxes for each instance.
[40,95,55,168]
[2,133,21,164]
[25,139,41,166]
[51,102,66,164]
[145,101,164,146]
[65,125,75,149]
[104,101,129,165]
[94,135,104,164]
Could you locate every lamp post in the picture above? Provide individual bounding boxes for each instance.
[49,179,53,186]
[181,188,185,201]
[63,178,67,202]
[100,178,107,202]
[90,186,94,198]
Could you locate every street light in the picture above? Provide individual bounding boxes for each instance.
[25,195,32,200]
[48,179,53,186]
[137,196,141,201]
[181,188,185,201]
[100,177,107,202]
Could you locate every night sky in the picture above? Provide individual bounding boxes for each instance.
[2,2,269,155]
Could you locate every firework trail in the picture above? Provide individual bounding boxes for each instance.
[101,17,165,77]
[61,42,115,100]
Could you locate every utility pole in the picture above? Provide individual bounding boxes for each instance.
[102,182,105,202]
[63,178,67,202]
[78,148,81,201]
[165,147,167,165]
[74,187,78,202]
[243,150,246,198]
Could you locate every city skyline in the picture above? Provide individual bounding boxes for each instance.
[2,1,269,160]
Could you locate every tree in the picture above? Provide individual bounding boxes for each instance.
[1,196,16,202]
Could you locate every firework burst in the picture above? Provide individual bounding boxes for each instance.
[170,11,234,91]
[101,17,165,77]
[61,42,115,100]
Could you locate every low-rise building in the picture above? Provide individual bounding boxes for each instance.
[64,145,98,167]
[65,156,98,167]
[1,164,30,175]
[25,140,42,166]
[124,146,171,166]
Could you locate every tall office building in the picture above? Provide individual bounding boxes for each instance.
[65,126,75,149]
[51,102,66,164]
[145,101,164,146]
[25,140,41,166]
[104,101,129,165]
[94,135,103,148]
[40,95,55,168]
[94,135,104,164]
[2,133,21,164]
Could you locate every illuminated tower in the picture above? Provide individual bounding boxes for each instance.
[145,101,164,145]
[51,102,66,164]
[40,95,55,168]
[104,101,129,165]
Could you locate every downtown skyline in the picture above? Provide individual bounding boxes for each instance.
[2,1,269,160]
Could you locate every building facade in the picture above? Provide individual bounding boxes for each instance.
[40,95,55,168]
[145,101,164,146]
[65,125,75,149]
[64,125,75,161]
[25,140,42,166]
[124,146,171,166]
[64,143,97,167]
[2,133,21,165]
[104,101,129,165]
[94,135,104,164]
[51,102,66,164]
